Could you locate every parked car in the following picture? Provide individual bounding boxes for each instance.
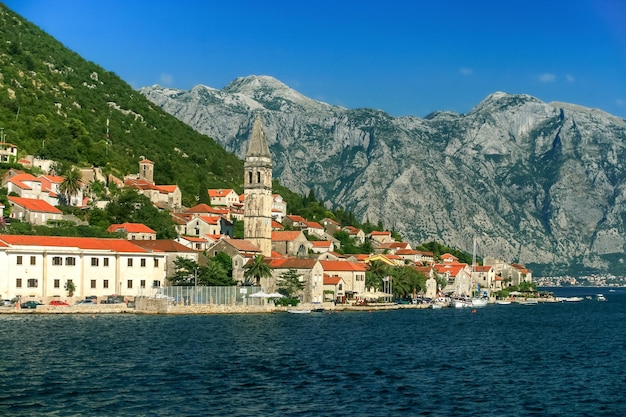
[50,300,69,306]
[21,301,44,309]
[1,299,12,307]
[76,299,97,305]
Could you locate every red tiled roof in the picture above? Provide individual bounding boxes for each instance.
[273,258,319,269]
[0,235,149,252]
[198,215,220,225]
[370,231,391,236]
[185,204,228,215]
[286,214,306,223]
[396,249,419,255]
[324,276,342,285]
[272,221,284,229]
[157,185,178,193]
[8,196,62,213]
[320,260,367,272]
[39,174,65,184]
[312,241,331,247]
[180,236,208,242]
[305,221,323,229]
[7,173,39,190]
[434,263,468,276]
[208,189,236,198]
[474,265,493,272]
[226,239,261,252]
[107,223,156,234]
[272,231,304,241]
[132,239,196,253]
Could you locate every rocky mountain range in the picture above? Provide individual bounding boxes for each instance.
[140,76,626,276]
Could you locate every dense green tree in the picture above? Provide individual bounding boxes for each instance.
[58,167,82,205]
[104,189,177,238]
[200,259,235,286]
[365,260,389,291]
[243,255,272,286]
[212,252,234,278]
[390,266,425,299]
[169,257,200,286]
[277,269,305,298]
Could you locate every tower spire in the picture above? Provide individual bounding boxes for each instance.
[243,115,273,258]
[246,115,271,158]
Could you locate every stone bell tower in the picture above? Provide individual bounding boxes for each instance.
[244,116,273,257]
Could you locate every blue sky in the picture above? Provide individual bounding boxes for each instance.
[5,0,626,118]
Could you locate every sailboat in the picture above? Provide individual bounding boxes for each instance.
[470,238,489,307]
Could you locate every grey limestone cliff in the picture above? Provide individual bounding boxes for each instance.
[140,76,626,275]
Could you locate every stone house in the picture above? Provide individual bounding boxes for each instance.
[268,258,325,303]
[344,226,365,245]
[369,231,394,245]
[123,159,182,210]
[8,196,62,226]
[283,214,307,229]
[323,274,346,303]
[0,142,18,163]
[179,215,233,238]
[375,241,411,254]
[311,240,333,254]
[175,235,210,251]
[321,218,341,235]
[271,230,311,257]
[303,220,325,239]
[319,260,367,297]
[435,262,472,295]
[471,265,496,294]
[208,189,240,207]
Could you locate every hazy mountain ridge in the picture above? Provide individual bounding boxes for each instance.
[141,76,626,275]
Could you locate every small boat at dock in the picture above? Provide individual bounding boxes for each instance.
[287,309,311,314]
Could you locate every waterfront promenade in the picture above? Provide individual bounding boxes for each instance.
[0,300,433,315]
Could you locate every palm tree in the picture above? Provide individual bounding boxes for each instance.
[59,168,82,206]
[243,255,272,286]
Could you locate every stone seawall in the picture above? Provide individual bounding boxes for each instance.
[0,304,132,314]
[0,301,432,315]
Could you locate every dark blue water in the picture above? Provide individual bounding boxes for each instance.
[1,287,625,416]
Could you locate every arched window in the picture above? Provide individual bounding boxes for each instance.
[257,171,261,183]
[248,171,253,184]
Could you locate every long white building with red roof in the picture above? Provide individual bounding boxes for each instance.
[0,235,166,301]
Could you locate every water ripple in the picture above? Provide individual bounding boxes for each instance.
[1,293,626,415]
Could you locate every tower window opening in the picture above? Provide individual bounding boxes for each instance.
[257,171,261,183]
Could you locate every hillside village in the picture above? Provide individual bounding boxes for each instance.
[0,118,533,307]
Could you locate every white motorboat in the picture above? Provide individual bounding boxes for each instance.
[496,300,512,305]
[596,294,607,301]
[471,297,489,307]
[287,309,311,314]
[452,297,472,308]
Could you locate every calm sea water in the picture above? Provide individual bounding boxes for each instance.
[1,287,625,416]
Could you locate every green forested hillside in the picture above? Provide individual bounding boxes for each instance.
[0,4,242,206]
[0,4,395,248]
